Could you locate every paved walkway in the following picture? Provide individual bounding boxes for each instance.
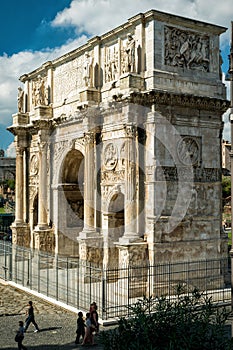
[0,279,105,350]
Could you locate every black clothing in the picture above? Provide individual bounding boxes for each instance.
[75,316,85,344]
[24,305,39,332]
[90,310,99,332]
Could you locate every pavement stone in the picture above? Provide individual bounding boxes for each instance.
[0,279,105,350]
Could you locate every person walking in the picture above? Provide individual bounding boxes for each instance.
[90,302,99,334]
[15,321,27,350]
[24,301,40,333]
[75,311,85,344]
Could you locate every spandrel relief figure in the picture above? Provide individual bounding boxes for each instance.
[17,87,24,113]
[83,51,93,87]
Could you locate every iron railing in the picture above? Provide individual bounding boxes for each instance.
[0,241,231,320]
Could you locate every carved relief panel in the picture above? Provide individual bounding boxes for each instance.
[102,31,137,84]
[29,154,39,186]
[104,45,119,83]
[164,26,210,72]
[53,58,81,104]
[101,140,126,198]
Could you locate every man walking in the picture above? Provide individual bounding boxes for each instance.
[24,301,40,333]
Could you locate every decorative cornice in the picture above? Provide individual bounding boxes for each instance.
[31,119,54,130]
[123,90,229,112]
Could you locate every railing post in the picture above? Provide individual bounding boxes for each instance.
[38,251,40,293]
[77,259,79,309]
[3,240,7,281]
[56,254,59,301]
[9,243,12,280]
[128,264,130,317]
[102,268,107,320]
[67,257,69,305]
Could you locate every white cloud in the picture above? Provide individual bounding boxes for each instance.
[0,36,88,131]
[5,142,16,158]
[1,0,233,151]
[52,0,232,47]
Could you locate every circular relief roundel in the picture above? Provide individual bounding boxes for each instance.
[30,155,39,175]
[104,143,118,170]
[177,137,199,166]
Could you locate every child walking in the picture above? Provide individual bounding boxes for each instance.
[75,311,85,344]
[15,321,27,350]
[81,312,94,346]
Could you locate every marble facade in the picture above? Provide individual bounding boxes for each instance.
[8,10,229,276]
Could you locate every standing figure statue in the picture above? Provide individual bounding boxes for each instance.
[17,87,24,113]
[34,75,45,106]
[83,52,93,87]
[125,33,135,73]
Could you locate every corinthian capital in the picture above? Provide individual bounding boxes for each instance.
[83,132,95,146]
[124,123,137,138]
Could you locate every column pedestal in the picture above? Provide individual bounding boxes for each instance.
[78,236,103,282]
[78,236,103,263]
[11,222,30,248]
[33,227,55,252]
[117,241,148,298]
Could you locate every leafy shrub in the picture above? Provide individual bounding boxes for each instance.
[100,286,233,350]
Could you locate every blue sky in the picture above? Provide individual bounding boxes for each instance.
[0,1,75,55]
[0,0,232,156]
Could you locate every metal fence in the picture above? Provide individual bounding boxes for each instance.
[0,241,231,320]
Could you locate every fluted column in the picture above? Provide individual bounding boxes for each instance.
[15,146,24,223]
[37,139,48,229]
[120,124,139,242]
[82,132,96,234]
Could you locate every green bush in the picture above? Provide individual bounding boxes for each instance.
[222,176,231,199]
[100,286,233,350]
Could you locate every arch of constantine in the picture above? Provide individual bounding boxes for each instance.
[8,10,229,272]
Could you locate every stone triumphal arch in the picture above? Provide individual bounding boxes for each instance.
[9,10,229,271]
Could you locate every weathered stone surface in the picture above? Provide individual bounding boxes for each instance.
[8,10,229,283]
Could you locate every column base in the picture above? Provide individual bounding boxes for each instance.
[34,224,50,231]
[78,229,99,239]
[118,234,143,245]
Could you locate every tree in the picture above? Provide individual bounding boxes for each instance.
[222,176,231,199]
